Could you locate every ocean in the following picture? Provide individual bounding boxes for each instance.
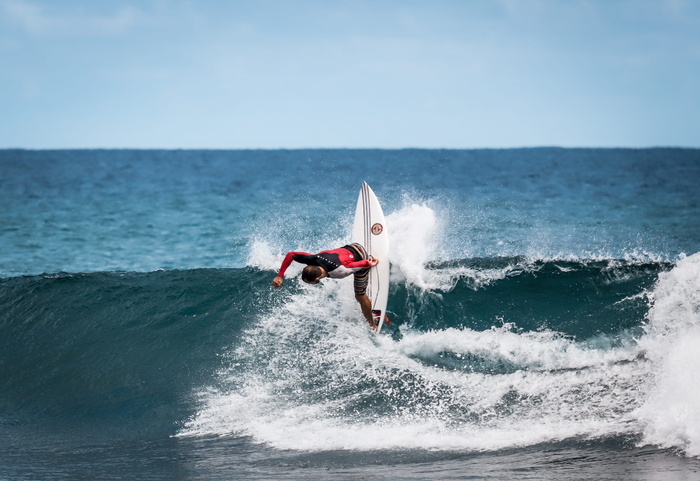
[1,148,700,480]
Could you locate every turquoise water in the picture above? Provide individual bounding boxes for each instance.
[1,148,700,480]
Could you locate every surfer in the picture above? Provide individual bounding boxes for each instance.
[272,243,381,329]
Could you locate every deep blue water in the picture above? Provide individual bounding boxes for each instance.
[2,148,700,480]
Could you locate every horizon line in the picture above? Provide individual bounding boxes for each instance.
[2,145,699,151]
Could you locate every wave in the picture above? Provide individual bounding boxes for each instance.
[390,256,666,338]
[0,268,268,436]
[179,254,695,457]
[635,253,700,456]
[2,253,698,457]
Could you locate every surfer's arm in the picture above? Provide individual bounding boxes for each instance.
[276,251,313,278]
[346,258,378,269]
[273,251,314,288]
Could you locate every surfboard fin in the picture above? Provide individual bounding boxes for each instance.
[371,310,391,327]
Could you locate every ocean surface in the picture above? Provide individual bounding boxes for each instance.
[1,148,700,480]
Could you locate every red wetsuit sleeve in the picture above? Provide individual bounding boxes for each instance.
[330,247,372,270]
[344,259,372,269]
[277,251,312,277]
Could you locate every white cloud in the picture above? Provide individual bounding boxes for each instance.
[1,0,141,36]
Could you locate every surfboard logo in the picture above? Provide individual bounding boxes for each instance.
[371,223,383,235]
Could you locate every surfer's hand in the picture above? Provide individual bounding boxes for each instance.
[272,276,283,288]
[369,257,379,267]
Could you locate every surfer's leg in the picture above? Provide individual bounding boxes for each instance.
[353,265,375,328]
[355,293,376,328]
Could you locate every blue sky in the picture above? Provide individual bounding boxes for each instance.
[1,0,699,149]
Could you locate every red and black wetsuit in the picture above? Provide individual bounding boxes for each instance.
[277,243,372,295]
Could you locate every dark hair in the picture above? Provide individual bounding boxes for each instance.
[301,266,322,284]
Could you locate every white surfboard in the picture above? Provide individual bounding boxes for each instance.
[351,182,390,333]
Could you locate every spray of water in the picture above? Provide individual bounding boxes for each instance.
[181,203,699,458]
[635,253,700,456]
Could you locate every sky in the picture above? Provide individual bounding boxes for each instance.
[1,0,699,149]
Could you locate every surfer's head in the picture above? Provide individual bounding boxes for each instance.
[301,266,323,284]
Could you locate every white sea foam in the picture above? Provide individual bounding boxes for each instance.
[179,270,649,452]
[385,202,530,292]
[181,203,688,454]
[393,325,640,372]
[386,203,441,289]
[245,239,282,272]
[635,252,700,456]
